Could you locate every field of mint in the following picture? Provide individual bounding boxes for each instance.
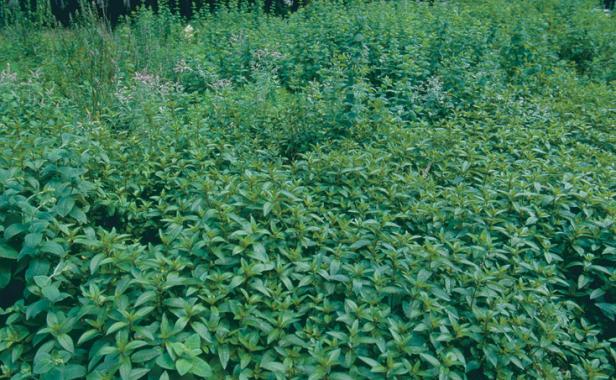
[0,0,615,378]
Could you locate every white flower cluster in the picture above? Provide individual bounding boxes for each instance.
[421,76,447,105]
[115,70,184,104]
[173,59,192,74]
[135,71,182,93]
[251,48,284,73]
[183,25,195,40]
[0,64,17,84]
[210,79,232,90]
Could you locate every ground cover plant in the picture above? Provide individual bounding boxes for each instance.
[0,0,615,378]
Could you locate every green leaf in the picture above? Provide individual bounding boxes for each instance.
[251,243,268,262]
[134,290,156,307]
[62,365,86,380]
[192,322,212,343]
[350,239,371,250]
[0,241,18,259]
[42,285,61,302]
[34,275,51,288]
[261,361,286,373]
[484,345,498,367]
[191,357,213,378]
[185,334,201,351]
[69,207,87,224]
[107,321,128,335]
[27,260,50,280]
[330,373,355,380]
[77,329,100,345]
[358,356,380,368]
[155,353,175,370]
[4,224,26,240]
[120,362,132,380]
[33,352,53,374]
[125,340,148,352]
[263,202,273,216]
[56,196,76,217]
[97,345,119,356]
[596,303,616,321]
[128,368,150,380]
[577,274,590,289]
[218,345,230,369]
[590,288,605,300]
[41,368,63,380]
[0,266,10,289]
[89,253,106,274]
[420,353,440,367]
[176,358,193,376]
[24,232,43,248]
[132,348,161,363]
[26,299,49,319]
[57,334,74,353]
[40,241,65,257]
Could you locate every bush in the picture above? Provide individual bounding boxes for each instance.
[1,1,615,379]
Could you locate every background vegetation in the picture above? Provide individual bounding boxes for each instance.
[1,0,615,378]
[3,0,309,26]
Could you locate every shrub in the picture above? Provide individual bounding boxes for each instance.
[1,1,615,379]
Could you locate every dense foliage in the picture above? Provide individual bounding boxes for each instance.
[1,0,615,378]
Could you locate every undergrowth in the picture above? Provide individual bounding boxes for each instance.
[0,0,615,379]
